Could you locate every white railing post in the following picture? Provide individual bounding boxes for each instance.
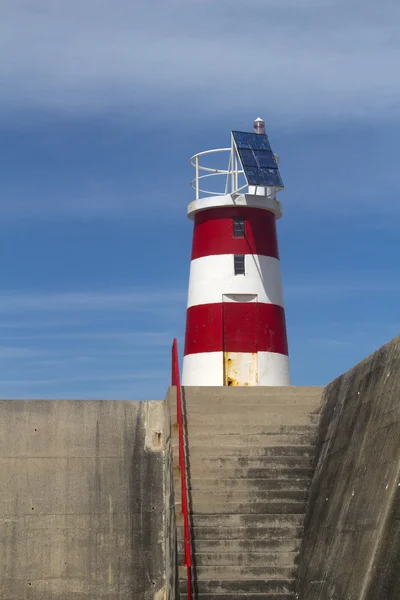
[225,152,232,195]
[231,150,235,194]
[234,151,238,193]
[195,155,199,201]
[190,148,243,200]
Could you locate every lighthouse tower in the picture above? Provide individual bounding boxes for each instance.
[182,119,290,386]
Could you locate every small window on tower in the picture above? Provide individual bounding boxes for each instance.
[234,254,245,276]
[233,217,245,238]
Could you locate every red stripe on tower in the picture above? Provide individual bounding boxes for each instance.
[191,207,279,260]
[182,118,291,386]
[184,303,288,356]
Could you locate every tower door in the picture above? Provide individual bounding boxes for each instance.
[222,294,258,386]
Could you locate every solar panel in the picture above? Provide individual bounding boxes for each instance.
[232,131,271,151]
[244,167,284,187]
[239,148,277,169]
[232,130,284,188]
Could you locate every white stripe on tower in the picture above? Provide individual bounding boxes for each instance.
[182,199,291,386]
[187,254,284,308]
[182,352,290,386]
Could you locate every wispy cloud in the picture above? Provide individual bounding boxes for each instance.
[0,289,185,312]
[3,330,175,345]
[0,346,45,359]
[0,279,396,318]
[0,287,184,399]
[286,280,400,296]
[0,370,168,387]
[0,317,100,329]
[2,0,400,124]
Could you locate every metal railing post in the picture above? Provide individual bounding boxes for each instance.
[195,156,199,201]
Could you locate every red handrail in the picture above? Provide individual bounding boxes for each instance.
[171,338,192,600]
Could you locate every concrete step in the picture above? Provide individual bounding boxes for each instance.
[180,393,321,406]
[173,432,318,447]
[178,413,320,428]
[179,455,314,470]
[178,554,298,568]
[177,525,304,541]
[171,411,319,426]
[177,513,305,528]
[180,403,321,413]
[175,465,314,480]
[174,444,317,458]
[185,489,308,505]
[176,423,320,436]
[179,578,296,594]
[170,404,321,422]
[182,477,312,492]
[179,564,297,580]
[180,595,295,600]
[179,385,323,400]
[178,551,298,566]
[178,537,301,554]
[176,501,307,514]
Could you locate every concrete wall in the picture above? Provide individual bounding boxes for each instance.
[3,335,400,600]
[0,400,166,600]
[298,335,400,600]
[164,389,177,600]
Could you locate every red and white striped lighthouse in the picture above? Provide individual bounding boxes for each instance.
[182,119,290,386]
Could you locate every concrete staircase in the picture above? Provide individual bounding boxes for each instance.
[170,386,323,600]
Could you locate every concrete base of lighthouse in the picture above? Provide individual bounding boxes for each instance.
[182,351,291,386]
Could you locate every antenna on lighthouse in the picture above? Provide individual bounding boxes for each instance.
[253,117,266,135]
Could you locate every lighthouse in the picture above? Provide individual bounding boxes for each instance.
[182,119,290,386]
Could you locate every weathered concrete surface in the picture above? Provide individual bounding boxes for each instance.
[0,400,166,600]
[298,335,400,600]
[164,389,177,600]
[168,386,323,600]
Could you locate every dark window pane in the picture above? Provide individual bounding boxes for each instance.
[244,166,283,187]
[232,131,272,151]
[233,217,245,238]
[259,167,284,187]
[234,254,245,275]
[237,148,277,169]
[238,148,257,167]
[243,166,260,186]
[254,150,277,168]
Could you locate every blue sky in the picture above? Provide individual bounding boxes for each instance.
[1,0,399,399]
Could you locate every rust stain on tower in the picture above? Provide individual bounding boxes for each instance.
[224,352,258,386]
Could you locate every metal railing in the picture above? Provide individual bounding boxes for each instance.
[190,140,281,202]
[171,339,192,599]
[190,147,246,201]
